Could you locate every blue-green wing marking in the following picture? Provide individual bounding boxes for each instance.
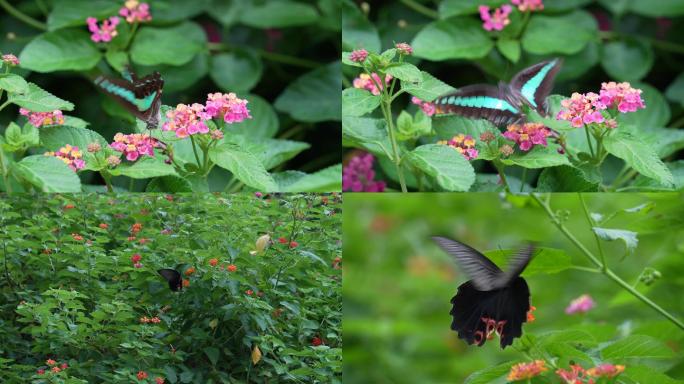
[519,61,556,108]
[95,78,157,111]
[435,84,522,127]
[511,59,562,113]
[438,95,518,114]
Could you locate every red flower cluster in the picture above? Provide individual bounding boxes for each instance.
[311,337,323,346]
[140,316,161,324]
[131,222,142,234]
[227,264,237,272]
[209,258,219,267]
[37,359,69,375]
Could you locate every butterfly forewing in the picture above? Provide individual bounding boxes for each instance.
[434,84,522,127]
[94,68,164,128]
[499,244,535,287]
[510,59,562,115]
[432,236,503,291]
[158,268,182,291]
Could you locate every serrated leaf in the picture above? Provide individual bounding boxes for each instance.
[275,62,341,122]
[412,17,493,60]
[131,22,206,66]
[8,83,74,112]
[281,164,341,192]
[592,227,638,255]
[406,144,475,191]
[603,131,673,187]
[384,62,421,83]
[401,71,455,102]
[0,74,28,94]
[342,88,381,117]
[601,335,676,360]
[109,157,178,179]
[209,143,277,191]
[522,11,597,55]
[11,155,81,192]
[19,29,101,72]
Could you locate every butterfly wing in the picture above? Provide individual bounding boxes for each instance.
[95,70,164,128]
[510,59,562,115]
[432,237,504,291]
[498,244,535,287]
[434,84,522,127]
[157,268,182,291]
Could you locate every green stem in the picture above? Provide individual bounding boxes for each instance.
[584,127,595,158]
[494,162,511,192]
[381,100,407,192]
[124,22,139,51]
[531,193,684,331]
[398,0,439,19]
[0,149,11,193]
[0,100,11,113]
[519,168,527,193]
[578,193,606,271]
[207,42,319,69]
[0,0,47,30]
[189,136,203,169]
[100,171,114,193]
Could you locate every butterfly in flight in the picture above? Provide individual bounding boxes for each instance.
[432,237,535,348]
[94,66,164,130]
[158,268,182,292]
[434,59,562,127]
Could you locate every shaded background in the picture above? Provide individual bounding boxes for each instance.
[343,192,684,383]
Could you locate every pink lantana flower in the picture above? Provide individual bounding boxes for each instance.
[110,132,161,161]
[556,92,606,128]
[479,4,512,31]
[349,49,368,63]
[1,53,19,66]
[503,123,551,151]
[395,42,413,55]
[204,92,251,124]
[162,103,210,138]
[45,144,85,171]
[353,73,392,95]
[119,0,152,23]
[587,363,625,378]
[342,152,386,192]
[20,108,64,127]
[86,16,120,43]
[511,0,544,12]
[565,294,595,314]
[599,81,645,113]
[438,134,479,160]
[411,96,436,117]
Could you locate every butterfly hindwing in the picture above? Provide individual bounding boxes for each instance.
[95,67,164,128]
[510,58,562,115]
[158,268,182,291]
[432,236,504,291]
[434,84,522,127]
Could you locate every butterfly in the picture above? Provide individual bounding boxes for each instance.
[94,66,164,129]
[157,268,182,292]
[434,59,562,127]
[432,236,535,348]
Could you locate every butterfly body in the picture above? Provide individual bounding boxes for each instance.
[435,59,562,127]
[95,67,164,129]
[432,237,534,348]
[158,268,182,291]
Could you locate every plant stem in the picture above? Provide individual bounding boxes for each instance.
[398,0,439,19]
[520,168,527,193]
[100,171,114,193]
[381,100,407,192]
[189,136,203,169]
[578,193,606,270]
[124,22,139,51]
[531,193,684,330]
[0,0,47,30]
[494,162,511,192]
[584,127,595,158]
[0,100,11,113]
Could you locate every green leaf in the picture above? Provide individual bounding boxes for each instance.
[19,29,101,73]
[522,10,597,55]
[619,82,671,127]
[439,0,508,18]
[603,131,673,186]
[432,115,498,159]
[601,39,654,81]
[484,247,573,276]
[342,88,381,117]
[384,63,421,83]
[275,62,341,122]
[226,135,310,170]
[209,143,277,191]
[666,72,684,107]
[145,175,193,192]
[464,361,514,384]
[341,0,380,52]
[501,145,570,169]
[8,82,74,112]
[146,53,209,93]
[226,94,279,139]
[240,1,318,28]
[542,0,593,12]
[11,155,81,192]
[536,165,599,192]
[633,161,684,191]
[203,347,219,366]
[342,116,392,157]
[496,38,521,63]
[623,125,684,158]
[104,50,128,72]
[401,71,455,102]
[109,157,178,179]
[39,126,108,171]
[47,0,120,30]
[210,50,262,93]
[592,227,638,255]
[149,0,212,23]
[412,17,493,61]
[131,22,206,66]
[557,41,600,82]
[406,144,475,191]
[0,73,28,94]
[279,164,342,192]
[627,0,684,17]
[601,335,676,360]
[623,365,682,384]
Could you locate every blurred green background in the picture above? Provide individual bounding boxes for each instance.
[343,193,684,383]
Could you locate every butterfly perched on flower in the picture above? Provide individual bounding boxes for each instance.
[157,268,182,291]
[434,59,562,127]
[432,237,535,348]
[94,66,164,129]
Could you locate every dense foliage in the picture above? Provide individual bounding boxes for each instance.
[344,193,684,383]
[0,193,342,383]
[342,0,684,192]
[0,0,342,193]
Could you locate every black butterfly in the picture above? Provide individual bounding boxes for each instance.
[432,237,535,348]
[434,59,562,127]
[158,268,182,292]
[94,66,164,129]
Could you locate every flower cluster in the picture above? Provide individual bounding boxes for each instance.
[507,360,548,381]
[130,253,142,268]
[349,49,368,63]
[209,258,219,267]
[131,222,142,234]
[479,4,512,31]
[437,134,479,160]
[395,42,413,55]
[503,123,551,151]
[411,96,436,117]
[342,152,386,192]
[86,16,120,43]
[139,316,161,324]
[587,363,625,378]
[37,358,69,375]
[556,363,624,383]
[162,103,209,138]
[226,264,237,272]
[110,133,161,161]
[2,53,19,66]
[45,144,85,171]
[162,93,251,138]
[599,81,645,113]
[511,0,544,12]
[311,336,323,346]
[565,294,595,314]
[557,82,644,128]
[119,0,151,23]
[353,73,392,95]
[205,92,251,124]
[20,108,64,127]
